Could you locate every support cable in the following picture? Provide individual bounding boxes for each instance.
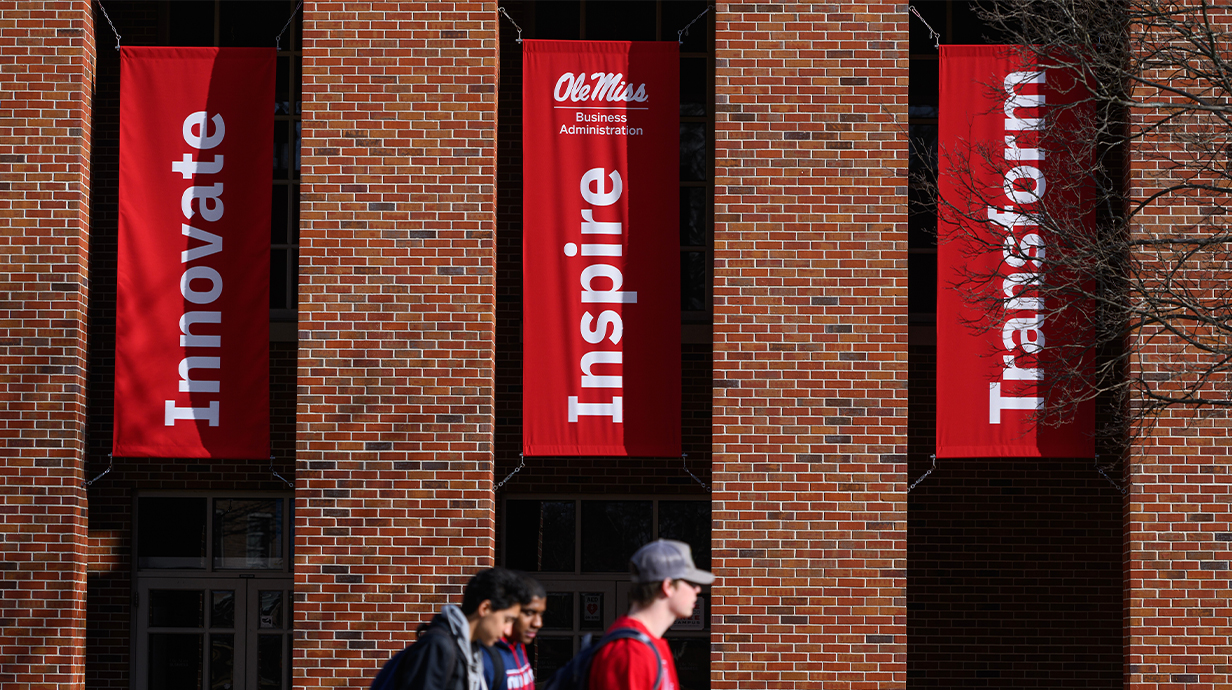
[270,455,294,489]
[498,7,522,44]
[1095,455,1127,496]
[682,453,710,491]
[85,454,114,488]
[275,0,303,51]
[677,5,713,46]
[907,454,936,493]
[908,5,941,50]
[97,0,121,51]
[495,454,526,491]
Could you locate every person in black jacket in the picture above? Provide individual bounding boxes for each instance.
[371,567,528,690]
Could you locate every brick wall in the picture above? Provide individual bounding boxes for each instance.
[710,4,908,688]
[296,2,499,686]
[1126,7,1232,685]
[0,2,95,688]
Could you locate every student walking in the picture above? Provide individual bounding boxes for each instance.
[371,567,527,690]
[483,573,546,690]
[586,540,714,690]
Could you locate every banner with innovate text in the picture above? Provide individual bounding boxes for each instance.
[937,45,1094,458]
[522,40,681,457]
[114,47,273,458]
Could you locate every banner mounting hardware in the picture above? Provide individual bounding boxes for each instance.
[677,5,713,46]
[270,455,293,489]
[495,453,526,491]
[84,454,114,488]
[1095,455,1126,496]
[908,5,941,50]
[97,0,121,51]
[907,454,936,493]
[275,0,304,51]
[682,453,710,492]
[498,7,523,45]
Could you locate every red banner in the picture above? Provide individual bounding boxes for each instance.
[936,46,1094,458]
[522,40,680,457]
[114,47,273,458]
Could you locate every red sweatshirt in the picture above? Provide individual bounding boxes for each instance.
[587,616,678,690]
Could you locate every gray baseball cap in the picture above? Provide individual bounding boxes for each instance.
[629,539,715,585]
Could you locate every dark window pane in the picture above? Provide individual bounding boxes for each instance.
[909,59,939,114]
[909,186,937,250]
[275,55,291,115]
[210,633,234,690]
[663,1,710,53]
[910,251,939,315]
[220,2,290,47]
[657,501,711,571]
[680,58,706,117]
[168,2,214,47]
[505,500,576,573]
[272,184,289,245]
[150,633,202,690]
[213,498,284,570]
[259,590,283,629]
[542,592,573,631]
[257,634,284,690]
[271,248,288,310]
[211,590,235,629]
[290,247,299,309]
[291,183,300,243]
[137,497,206,569]
[274,120,289,175]
[293,121,301,178]
[585,1,655,40]
[909,123,937,183]
[681,252,706,312]
[680,187,705,247]
[533,637,575,684]
[581,501,652,572]
[680,123,706,181]
[150,590,204,628]
[533,3,580,39]
[580,592,604,631]
[666,636,710,690]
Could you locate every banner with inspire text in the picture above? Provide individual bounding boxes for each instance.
[522,40,680,457]
[936,45,1094,458]
[114,47,273,458]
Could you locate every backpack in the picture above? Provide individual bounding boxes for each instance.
[542,627,663,690]
[370,620,505,690]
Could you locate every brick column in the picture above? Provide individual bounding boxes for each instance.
[296,2,498,686]
[1126,11,1232,684]
[0,1,95,688]
[711,3,907,688]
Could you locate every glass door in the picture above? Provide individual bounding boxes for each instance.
[136,577,292,690]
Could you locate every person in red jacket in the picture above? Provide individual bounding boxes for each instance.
[588,540,714,690]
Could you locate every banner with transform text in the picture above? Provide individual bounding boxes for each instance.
[522,40,680,457]
[114,47,273,459]
[936,45,1094,458]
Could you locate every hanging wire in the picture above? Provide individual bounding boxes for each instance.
[275,0,304,51]
[682,453,710,491]
[908,5,941,50]
[97,0,121,51]
[495,454,526,491]
[677,5,713,46]
[270,455,294,489]
[907,454,936,493]
[1095,455,1127,496]
[498,7,523,45]
[84,454,114,488]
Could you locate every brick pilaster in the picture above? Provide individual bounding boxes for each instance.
[0,1,95,688]
[710,3,908,688]
[296,2,499,686]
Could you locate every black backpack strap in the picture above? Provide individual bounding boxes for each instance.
[595,627,663,690]
[486,644,507,690]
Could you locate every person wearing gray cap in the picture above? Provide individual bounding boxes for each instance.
[587,539,715,690]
